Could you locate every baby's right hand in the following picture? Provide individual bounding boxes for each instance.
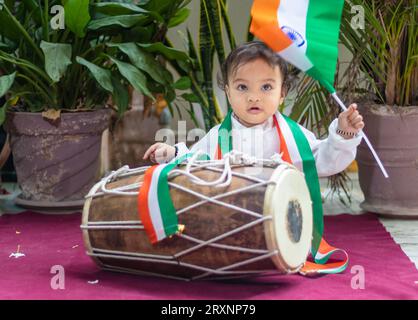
[143,142,176,164]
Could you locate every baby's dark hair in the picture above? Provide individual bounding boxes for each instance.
[217,40,294,94]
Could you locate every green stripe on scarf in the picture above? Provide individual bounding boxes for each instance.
[218,109,233,156]
[282,115,324,257]
[157,152,210,237]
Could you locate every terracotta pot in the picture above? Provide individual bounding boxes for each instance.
[357,105,418,218]
[4,109,111,212]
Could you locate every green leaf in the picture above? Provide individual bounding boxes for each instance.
[0,7,20,41]
[173,76,191,90]
[0,36,16,52]
[0,83,15,125]
[145,81,164,94]
[220,0,236,50]
[111,76,129,117]
[165,88,176,103]
[122,26,154,43]
[110,57,154,100]
[92,2,149,15]
[0,71,16,97]
[177,59,192,73]
[88,14,148,30]
[63,0,91,38]
[21,0,39,14]
[203,0,226,66]
[199,2,214,83]
[0,103,6,125]
[0,2,43,59]
[40,41,72,83]
[76,57,113,93]
[92,2,164,22]
[107,42,173,85]
[141,0,174,13]
[136,42,189,61]
[199,1,217,125]
[168,7,190,28]
[186,28,199,62]
[181,93,200,103]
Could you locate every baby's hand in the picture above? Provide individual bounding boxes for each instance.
[143,142,176,164]
[337,103,365,139]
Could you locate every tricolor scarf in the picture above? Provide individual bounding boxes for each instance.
[250,0,345,93]
[215,110,348,275]
[138,153,209,244]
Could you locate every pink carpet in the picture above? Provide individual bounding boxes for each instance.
[0,211,417,300]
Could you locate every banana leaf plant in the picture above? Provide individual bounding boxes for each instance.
[0,0,192,124]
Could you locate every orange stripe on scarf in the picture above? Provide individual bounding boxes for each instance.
[138,165,159,244]
[273,114,292,163]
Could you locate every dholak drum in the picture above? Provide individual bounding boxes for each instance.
[82,155,313,281]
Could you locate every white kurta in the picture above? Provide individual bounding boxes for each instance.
[175,112,362,177]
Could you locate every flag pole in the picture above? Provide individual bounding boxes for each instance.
[331,93,389,178]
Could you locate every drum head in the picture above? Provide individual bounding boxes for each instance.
[264,165,313,272]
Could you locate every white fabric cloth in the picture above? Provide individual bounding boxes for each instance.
[175,112,362,177]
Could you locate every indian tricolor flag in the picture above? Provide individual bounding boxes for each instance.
[250,0,345,93]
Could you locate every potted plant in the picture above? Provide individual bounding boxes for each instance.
[0,0,191,211]
[340,0,418,216]
[99,0,194,170]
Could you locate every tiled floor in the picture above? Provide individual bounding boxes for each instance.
[2,173,418,271]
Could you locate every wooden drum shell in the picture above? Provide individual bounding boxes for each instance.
[82,164,310,280]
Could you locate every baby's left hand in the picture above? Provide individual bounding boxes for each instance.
[337,103,364,139]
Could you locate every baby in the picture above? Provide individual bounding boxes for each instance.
[143,41,364,177]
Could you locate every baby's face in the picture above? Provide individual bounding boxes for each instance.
[226,58,285,127]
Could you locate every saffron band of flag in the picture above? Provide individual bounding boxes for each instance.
[250,0,345,93]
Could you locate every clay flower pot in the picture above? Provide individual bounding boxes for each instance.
[4,109,111,212]
[357,105,418,217]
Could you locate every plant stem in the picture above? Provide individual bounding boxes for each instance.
[44,0,50,42]
[0,52,51,85]
[16,74,53,106]
[3,4,44,61]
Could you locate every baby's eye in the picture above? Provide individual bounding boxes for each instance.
[261,84,273,91]
[236,84,248,91]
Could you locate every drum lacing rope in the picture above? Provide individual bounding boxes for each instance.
[86,151,288,198]
[174,149,287,188]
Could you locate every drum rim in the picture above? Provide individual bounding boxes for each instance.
[263,164,312,273]
[82,182,105,269]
